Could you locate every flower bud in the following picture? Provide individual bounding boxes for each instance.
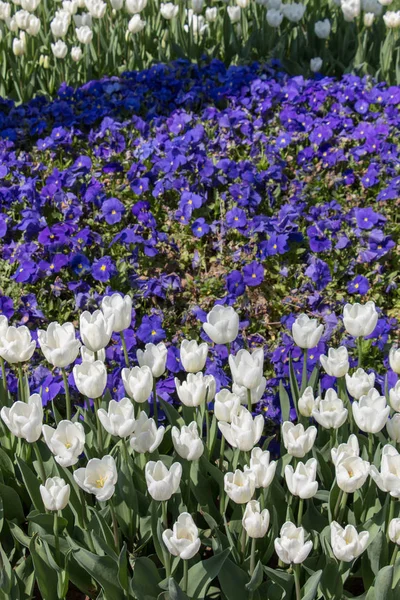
[214,389,240,422]
[285,458,318,499]
[40,477,70,511]
[298,386,316,417]
[244,447,277,488]
[345,368,375,400]
[80,310,114,352]
[180,340,208,373]
[320,347,349,378]
[145,460,182,501]
[229,348,264,390]
[122,365,153,403]
[343,301,378,338]
[137,342,167,378]
[171,421,204,461]
[292,314,323,349]
[242,500,270,538]
[389,518,400,545]
[101,294,132,333]
[73,360,107,398]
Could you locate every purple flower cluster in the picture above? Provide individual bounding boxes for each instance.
[0,60,399,421]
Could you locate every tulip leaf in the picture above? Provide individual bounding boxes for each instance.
[319,558,343,600]
[0,542,13,596]
[0,447,15,480]
[14,554,35,600]
[27,512,68,538]
[0,496,3,534]
[160,398,185,427]
[0,483,24,523]
[367,530,387,576]
[373,566,394,600]
[114,453,139,541]
[263,566,294,597]
[246,561,263,593]
[301,569,322,600]
[117,543,130,593]
[88,506,118,560]
[185,547,230,599]
[219,557,250,599]
[130,556,162,599]
[29,535,59,600]
[169,577,190,600]
[279,380,290,423]
[16,457,45,513]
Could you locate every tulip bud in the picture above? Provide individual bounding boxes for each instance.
[129,411,165,453]
[160,2,179,19]
[298,386,316,418]
[320,347,349,378]
[40,477,70,511]
[145,460,182,501]
[343,301,378,338]
[389,518,400,545]
[74,455,118,501]
[80,310,114,352]
[224,469,255,504]
[128,13,146,32]
[242,500,270,538]
[352,388,389,433]
[101,294,132,333]
[122,365,153,403]
[244,447,277,488]
[97,398,136,437]
[171,421,204,461]
[330,522,369,562]
[310,57,323,73]
[180,340,208,373]
[137,342,167,378]
[75,24,93,44]
[274,522,313,564]
[227,5,240,22]
[73,360,107,398]
[42,420,85,467]
[214,389,240,422]
[370,445,400,496]
[205,6,217,21]
[202,305,239,345]
[266,8,283,26]
[51,40,68,59]
[1,394,43,443]
[336,455,370,493]
[285,458,318,499]
[387,414,400,443]
[38,322,81,368]
[292,314,323,349]
[363,11,375,25]
[312,389,348,430]
[314,18,330,38]
[162,513,201,559]
[229,348,264,390]
[71,45,83,61]
[345,368,375,400]
[175,372,212,408]
[282,422,317,458]
[0,325,36,363]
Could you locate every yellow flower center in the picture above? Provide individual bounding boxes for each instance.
[96,475,107,488]
[100,265,106,271]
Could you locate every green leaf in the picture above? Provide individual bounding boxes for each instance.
[301,570,322,600]
[115,451,139,540]
[279,381,290,423]
[160,398,185,427]
[246,561,263,593]
[263,566,294,598]
[14,554,35,600]
[118,543,130,593]
[16,457,45,513]
[218,557,249,600]
[0,483,24,523]
[29,535,59,600]
[130,556,162,599]
[319,558,343,600]
[374,566,393,600]
[0,447,15,480]
[0,496,3,534]
[186,548,230,600]
[169,578,190,600]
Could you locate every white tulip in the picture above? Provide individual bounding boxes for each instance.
[229,348,264,390]
[74,455,118,501]
[137,342,167,378]
[320,347,349,378]
[312,389,348,430]
[298,386,316,418]
[227,5,241,22]
[162,513,201,559]
[192,0,204,13]
[175,372,212,408]
[13,35,26,55]
[232,378,266,405]
[336,455,370,493]
[80,346,105,362]
[341,0,361,20]
[21,0,40,9]
[171,421,203,461]
[71,45,83,61]
[314,18,330,38]
[0,394,43,442]
[370,445,400,497]
[390,381,400,412]
[128,13,146,32]
[363,11,375,25]
[160,2,179,19]
[266,8,283,26]
[310,57,323,73]
[345,368,375,400]
[73,12,92,26]
[180,340,208,373]
[383,10,400,27]
[145,460,182,501]
[331,434,359,466]
[343,301,378,338]
[85,0,106,17]
[203,305,239,345]
[285,458,319,499]
[42,420,85,467]
[97,398,136,437]
[379,0,393,4]
[362,0,381,14]
[282,422,317,458]
[26,14,40,34]
[101,294,132,333]
[224,469,256,504]
[292,314,323,349]
[390,346,400,374]
[218,406,264,452]
[244,447,277,488]
[40,477,70,511]
[242,500,270,538]
[236,0,250,6]
[80,310,114,353]
[214,389,240,422]
[274,522,313,564]
[110,0,123,7]
[0,325,36,363]
[38,322,81,368]
[185,8,208,35]
[126,0,147,12]
[15,9,30,28]
[205,6,217,21]
[73,360,107,398]
[387,414,400,443]
[352,388,390,433]
[330,522,369,562]
[50,15,70,37]
[122,365,153,403]
[389,518,400,544]
[63,0,80,14]
[75,25,93,43]
[0,2,11,19]
[282,2,306,21]
[129,411,165,453]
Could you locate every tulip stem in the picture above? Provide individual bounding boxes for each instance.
[297,498,304,526]
[357,337,363,368]
[301,349,308,394]
[94,397,103,452]
[205,404,210,451]
[120,331,130,368]
[219,436,225,470]
[247,388,252,414]
[61,368,71,421]
[250,537,256,576]
[337,492,348,524]
[293,564,301,600]
[182,560,188,593]
[162,500,168,529]
[368,433,375,461]
[333,489,343,521]
[152,378,158,426]
[387,497,396,542]
[390,545,399,566]
[0,357,7,399]
[54,512,61,565]
[33,442,46,484]
[17,364,25,402]
[109,499,120,553]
